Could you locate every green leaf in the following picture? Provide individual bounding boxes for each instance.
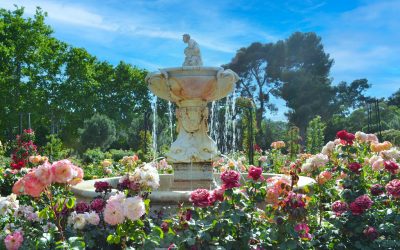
[66,197,76,209]
[152,226,164,239]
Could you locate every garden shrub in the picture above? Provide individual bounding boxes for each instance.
[381,129,400,146]
[79,114,116,151]
[306,116,326,154]
[107,149,136,162]
[82,148,105,164]
[42,134,71,161]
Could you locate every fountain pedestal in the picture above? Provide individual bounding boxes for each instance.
[171,162,214,191]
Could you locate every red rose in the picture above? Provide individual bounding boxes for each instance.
[161,221,169,233]
[247,166,264,181]
[10,163,20,170]
[220,170,241,189]
[185,209,192,221]
[370,184,384,196]
[384,161,399,174]
[348,162,362,174]
[336,130,355,145]
[90,198,106,213]
[75,201,90,213]
[386,179,400,198]
[209,188,224,204]
[331,200,348,215]
[349,202,364,215]
[94,181,112,193]
[350,195,373,215]
[190,189,211,207]
[363,226,379,241]
[253,144,262,152]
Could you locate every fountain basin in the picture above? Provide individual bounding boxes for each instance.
[71,173,315,205]
[146,67,238,104]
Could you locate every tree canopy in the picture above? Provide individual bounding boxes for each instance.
[0,7,150,149]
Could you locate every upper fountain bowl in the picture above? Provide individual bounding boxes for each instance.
[146,66,239,105]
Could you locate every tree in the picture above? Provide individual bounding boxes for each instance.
[388,88,400,107]
[79,114,116,151]
[333,79,371,114]
[0,7,67,140]
[278,32,334,136]
[225,42,283,148]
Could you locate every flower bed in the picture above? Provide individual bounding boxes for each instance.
[0,130,399,249]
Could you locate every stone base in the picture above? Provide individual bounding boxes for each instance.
[171,162,215,191]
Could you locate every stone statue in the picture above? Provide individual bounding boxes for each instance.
[182,34,203,66]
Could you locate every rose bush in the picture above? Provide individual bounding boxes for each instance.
[1,130,399,249]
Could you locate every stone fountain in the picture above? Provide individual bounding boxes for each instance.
[71,34,315,206]
[145,34,239,191]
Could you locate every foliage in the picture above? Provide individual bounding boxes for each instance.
[263,119,288,150]
[333,79,371,115]
[306,116,326,154]
[0,6,150,150]
[381,129,400,146]
[42,135,71,161]
[225,42,282,148]
[387,88,400,107]
[278,32,334,137]
[79,114,116,151]
[107,149,136,162]
[286,126,301,160]
[82,148,106,164]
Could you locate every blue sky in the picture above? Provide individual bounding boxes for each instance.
[1,0,399,120]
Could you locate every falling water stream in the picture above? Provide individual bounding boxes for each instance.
[168,101,174,143]
[151,96,158,159]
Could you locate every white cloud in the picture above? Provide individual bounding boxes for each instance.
[0,0,117,31]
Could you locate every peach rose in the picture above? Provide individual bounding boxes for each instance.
[318,170,332,185]
[12,179,25,196]
[372,158,385,171]
[51,160,74,183]
[23,172,45,197]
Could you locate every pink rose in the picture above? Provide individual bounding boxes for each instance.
[190,189,211,207]
[4,231,23,250]
[294,223,312,240]
[247,166,264,181]
[35,162,54,185]
[51,160,74,183]
[104,200,125,225]
[69,165,84,185]
[386,179,400,198]
[372,158,385,171]
[220,170,241,189]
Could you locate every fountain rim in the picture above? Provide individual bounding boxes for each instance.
[154,66,224,77]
